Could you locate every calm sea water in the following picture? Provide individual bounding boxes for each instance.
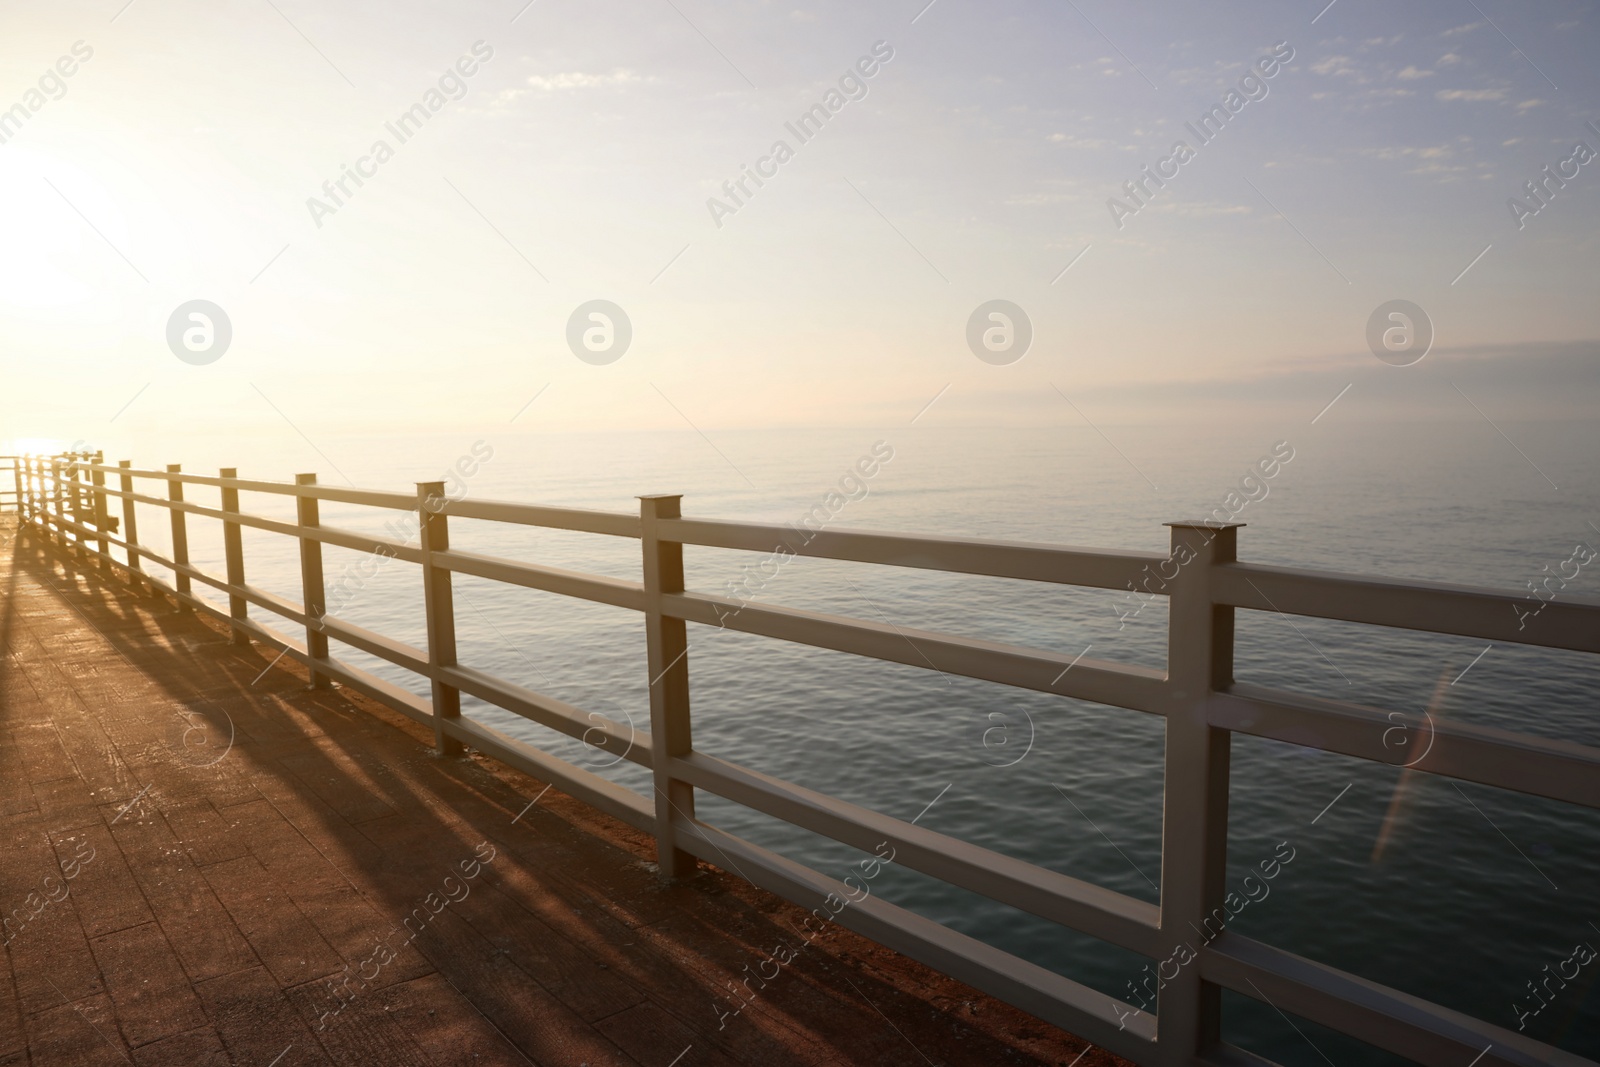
[109,420,1600,1064]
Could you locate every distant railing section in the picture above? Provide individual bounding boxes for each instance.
[0,454,34,514]
[10,451,1599,1067]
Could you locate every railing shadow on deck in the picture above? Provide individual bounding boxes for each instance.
[1,521,1092,1067]
[7,451,1600,1067]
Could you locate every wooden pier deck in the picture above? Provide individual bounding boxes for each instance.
[0,516,1118,1067]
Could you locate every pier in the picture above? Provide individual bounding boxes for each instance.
[0,512,1112,1066]
[3,453,1598,1067]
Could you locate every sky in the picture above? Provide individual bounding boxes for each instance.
[1,0,1598,448]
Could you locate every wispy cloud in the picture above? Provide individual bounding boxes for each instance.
[524,69,644,92]
[1138,200,1252,219]
[1047,132,1113,149]
[1362,143,1455,161]
[1436,87,1506,102]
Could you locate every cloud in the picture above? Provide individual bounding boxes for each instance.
[492,68,648,106]
[1362,141,1494,183]
[1312,55,1357,76]
[1005,192,1079,206]
[1047,132,1110,149]
[1363,143,1493,182]
[1396,66,1433,80]
[523,69,643,91]
[1441,21,1483,36]
[1516,99,1545,111]
[1407,162,1472,179]
[1362,143,1454,161]
[1437,53,1462,66]
[1435,88,1506,102]
[1139,200,1252,219]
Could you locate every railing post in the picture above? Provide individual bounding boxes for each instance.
[296,474,331,689]
[25,456,38,530]
[167,464,192,609]
[639,494,696,881]
[18,456,31,527]
[34,456,46,531]
[65,453,85,555]
[219,467,249,645]
[9,455,21,521]
[1157,520,1240,1065]
[56,456,70,550]
[118,461,145,591]
[69,453,84,551]
[34,455,47,535]
[417,482,464,757]
[89,451,110,574]
[50,457,68,551]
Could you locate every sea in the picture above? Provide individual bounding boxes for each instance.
[59,419,1600,1065]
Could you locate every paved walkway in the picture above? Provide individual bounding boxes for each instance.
[0,518,1123,1067]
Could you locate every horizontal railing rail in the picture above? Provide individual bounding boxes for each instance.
[1211,684,1600,809]
[1216,561,1600,654]
[662,587,1170,709]
[9,451,1597,1067]
[660,515,1165,588]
